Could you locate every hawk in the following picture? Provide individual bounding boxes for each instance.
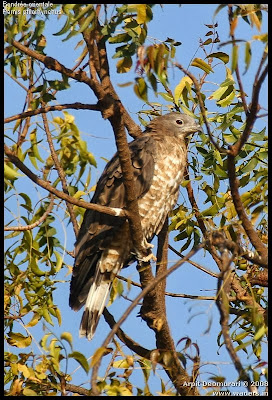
[69,112,201,340]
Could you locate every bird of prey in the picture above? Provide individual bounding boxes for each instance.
[69,112,201,340]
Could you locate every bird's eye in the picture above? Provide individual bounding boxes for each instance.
[176,119,183,125]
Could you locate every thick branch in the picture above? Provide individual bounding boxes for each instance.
[139,219,199,395]
[108,104,152,261]
[4,144,126,217]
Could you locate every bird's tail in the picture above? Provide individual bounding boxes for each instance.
[79,246,125,340]
[79,267,112,340]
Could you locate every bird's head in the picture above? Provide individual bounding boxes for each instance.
[145,112,202,139]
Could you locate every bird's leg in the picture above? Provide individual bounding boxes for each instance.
[134,238,157,263]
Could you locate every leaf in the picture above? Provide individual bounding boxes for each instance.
[29,258,45,277]
[240,157,258,174]
[61,332,73,349]
[78,12,95,33]
[90,347,107,368]
[207,52,229,64]
[231,45,239,72]
[7,332,32,348]
[53,17,71,36]
[191,58,213,74]
[25,312,41,328]
[201,203,219,217]
[134,77,148,102]
[244,41,252,74]
[202,38,212,46]
[158,92,173,102]
[23,388,37,396]
[4,163,23,180]
[116,56,132,73]
[109,33,131,44]
[254,325,267,341]
[112,359,131,369]
[174,76,193,105]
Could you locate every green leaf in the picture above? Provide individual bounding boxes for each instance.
[116,56,132,73]
[78,11,95,33]
[191,58,213,74]
[134,77,148,102]
[69,351,90,373]
[254,325,267,341]
[158,92,173,102]
[240,157,258,174]
[53,17,71,36]
[244,41,252,74]
[207,52,229,64]
[4,163,23,180]
[61,332,73,349]
[109,33,131,44]
[231,45,239,72]
[23,388,37,396]
[201,203,219,217]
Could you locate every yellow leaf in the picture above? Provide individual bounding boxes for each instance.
[7,332,32,348]
[17,364,30,378]
[90,347,107,367]
[174,76,193,105]
[25,312,41,327]
[191,58,213,74]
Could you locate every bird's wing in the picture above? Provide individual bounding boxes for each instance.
[69,134,156,310]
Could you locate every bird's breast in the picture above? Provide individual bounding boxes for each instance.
[138,139,187,238]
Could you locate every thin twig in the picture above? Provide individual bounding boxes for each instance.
[215,247,258,394]
[169,244,219,278]
[174,62,227,154]
[5,103,100,124]
[41,109,79,236]
[103,308,151,359]
[4,194,54,231]
[227,154,267,259]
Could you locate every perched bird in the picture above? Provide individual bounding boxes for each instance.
[69,112,201,340]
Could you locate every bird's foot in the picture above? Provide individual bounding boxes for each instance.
[136,241,157,263]
[140,251,157,263]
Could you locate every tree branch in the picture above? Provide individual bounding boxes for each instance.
[41,108,79,236]
[5,103,101,124]
[5,194,54,231]
[108,103,154,262]
[227,154,267,259]
[90,242,204,395]
[4,144,126,218]
[174,62,227,154]
[229,64,268,156]
[102,308,151,359]
[139,218,200,395]
[215,247,258,394]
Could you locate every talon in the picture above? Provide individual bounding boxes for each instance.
[140,252,157,263]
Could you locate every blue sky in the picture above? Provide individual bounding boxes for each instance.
[4,4,268,395]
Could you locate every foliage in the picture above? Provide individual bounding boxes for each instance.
[4,3,267,396]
